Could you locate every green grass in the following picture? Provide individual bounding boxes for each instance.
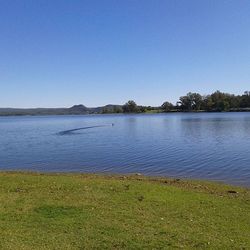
[0,172,249,249]
[144,109,163,113]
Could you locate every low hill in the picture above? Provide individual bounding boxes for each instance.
[0,104,123,116]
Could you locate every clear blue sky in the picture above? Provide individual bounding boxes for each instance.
[0,0,250,108]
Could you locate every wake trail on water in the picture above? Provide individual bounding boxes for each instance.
[58,124,114,135]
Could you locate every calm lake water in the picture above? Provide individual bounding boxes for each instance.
[0,113,250,187]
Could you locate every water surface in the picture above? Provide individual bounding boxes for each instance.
[0,113,249,187]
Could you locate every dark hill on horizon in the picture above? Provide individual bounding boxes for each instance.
[0,104,123,116]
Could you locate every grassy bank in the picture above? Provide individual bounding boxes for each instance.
[0,172,249,249]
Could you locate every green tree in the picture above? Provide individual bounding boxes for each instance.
[113,106,123,113]
[202,95,213,111]
[178,92,203,111]
[240,91,250,108]
[122,100,138,113]
[161,101,174,112]
[210,91,230,111]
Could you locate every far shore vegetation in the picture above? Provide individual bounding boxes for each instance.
[120,90,250,114]
[1,90,250,116]
[0,172,249,249]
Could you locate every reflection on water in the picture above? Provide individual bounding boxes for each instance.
[0,112,250,187]
[58,125,111,135]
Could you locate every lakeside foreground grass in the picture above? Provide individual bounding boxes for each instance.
[0,172,249,249]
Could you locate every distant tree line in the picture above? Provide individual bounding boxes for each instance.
[1,90,250,116]
[121,100,162,113]
[175,91,250,112]
[120,91,250,113]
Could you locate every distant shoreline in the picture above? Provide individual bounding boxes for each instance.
[1,170,249,189]
[0,170,249,188]
[1,108,250,117]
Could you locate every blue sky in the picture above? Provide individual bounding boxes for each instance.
[0,0,250,108]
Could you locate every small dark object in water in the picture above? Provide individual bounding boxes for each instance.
[137,195,144,201]
[58,125,108,135]
[227,190,238,194]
